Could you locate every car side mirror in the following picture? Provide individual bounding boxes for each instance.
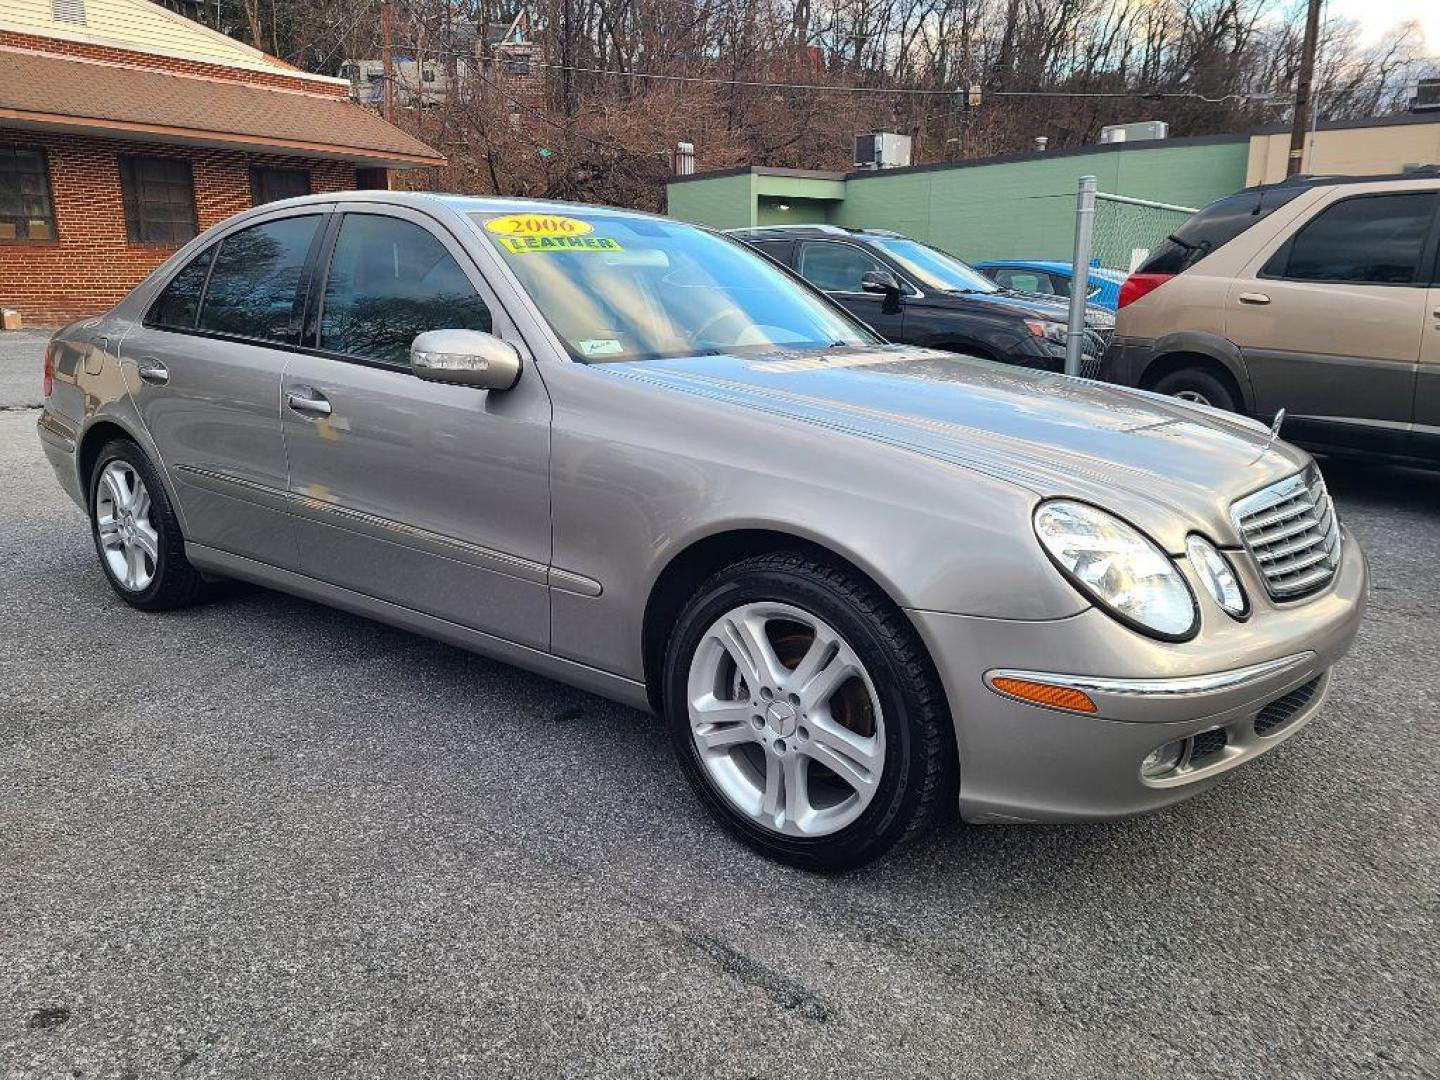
[860,270,901,296]
[410,329,521,391]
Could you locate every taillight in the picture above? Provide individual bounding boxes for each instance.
[42,341,55,397]
[1118,272,1174,309]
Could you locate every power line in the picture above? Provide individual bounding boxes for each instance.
[342,38,1259,105]
[525,60,1256,104]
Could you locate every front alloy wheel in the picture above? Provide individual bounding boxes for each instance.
[665,552,956,871]
[687,601,886,838]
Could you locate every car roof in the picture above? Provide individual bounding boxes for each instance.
[254,190,672,222]
[726,224,905,241]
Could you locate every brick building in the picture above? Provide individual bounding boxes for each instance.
[0,0,444,324]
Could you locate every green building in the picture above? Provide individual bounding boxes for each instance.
[666,135,1253,265]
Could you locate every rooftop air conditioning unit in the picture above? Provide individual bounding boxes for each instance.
[855,132,913,170]
[1409,78,1440,113]
[1099,121,1169,145]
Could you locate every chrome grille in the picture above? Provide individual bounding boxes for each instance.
[1231,467,1341,600]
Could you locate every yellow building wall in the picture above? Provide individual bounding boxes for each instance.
[1247,122,1440,184]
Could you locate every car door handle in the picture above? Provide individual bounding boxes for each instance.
[287,389,332,418]
[135,357,169,385]
[1237,292,1271,306]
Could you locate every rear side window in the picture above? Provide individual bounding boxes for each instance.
[147,245,214,330]
[1262,192,1437,285]
[196,215,321,343]
[319,214,492,366]
[1139,186,1308,275]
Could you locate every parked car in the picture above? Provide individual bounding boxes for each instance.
[39,193,1366,870]
[730,225,1116,375]
[1102,170,1440,467]
[974,259,1128,311]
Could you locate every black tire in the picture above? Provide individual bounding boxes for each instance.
[88,438,208,611]
[1152,366,1238,412]
[663,551,957,872]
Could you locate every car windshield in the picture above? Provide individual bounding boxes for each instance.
[868,238,999,294]
[471,211,879,362]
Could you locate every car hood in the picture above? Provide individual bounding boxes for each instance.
[936,289,1113,326]
[601,346,1307,549]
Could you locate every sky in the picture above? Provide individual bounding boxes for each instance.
[1326,0,1440,53]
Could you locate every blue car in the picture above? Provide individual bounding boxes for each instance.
[974,260,1128,312]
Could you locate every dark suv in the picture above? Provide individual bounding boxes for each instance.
[730,225,1115,374]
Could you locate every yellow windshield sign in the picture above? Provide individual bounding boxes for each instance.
[485,214,594,238]
[497,235,623,255]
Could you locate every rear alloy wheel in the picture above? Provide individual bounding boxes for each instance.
[89,439,207,611]
[665,552,956,871]
[1152,367,1237,413]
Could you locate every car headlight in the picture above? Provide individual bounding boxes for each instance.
[1024,319,1069,347]
[1034,500,1199,640]
[1185,534,1248,618]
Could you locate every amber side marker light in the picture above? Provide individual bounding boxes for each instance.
[990,677,1098,714]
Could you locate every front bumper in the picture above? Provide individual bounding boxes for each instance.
[909,526,1368,824]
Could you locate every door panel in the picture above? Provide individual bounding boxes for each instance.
[120,209,325,568]
[1227,190,1435,453]
[281,208,552,646]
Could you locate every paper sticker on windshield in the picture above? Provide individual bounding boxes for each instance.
[497,235,623,255]
[578,339,625,358]
[486,214,594,238]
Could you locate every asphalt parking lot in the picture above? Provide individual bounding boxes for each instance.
[1,335,1436,1079]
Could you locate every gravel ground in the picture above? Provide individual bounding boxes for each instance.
[0,345,1436,1078]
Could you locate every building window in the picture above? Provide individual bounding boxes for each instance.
[503,56,531,76]
[0,147,58,241]
[119,155,197,246]
[250,166,311,207]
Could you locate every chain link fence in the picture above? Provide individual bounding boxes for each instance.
[1092,192,1198,273]
[1066,182,1199,378]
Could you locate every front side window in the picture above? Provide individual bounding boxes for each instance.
[797,241,892,293]
[321,214,493,365]
[1265,192,1437,285]
[119,156,197,246]
[196,215,320,342]
[250,167,311,207]
[0,146,57,241]
[147,245,215,329]
[474,212,876,363]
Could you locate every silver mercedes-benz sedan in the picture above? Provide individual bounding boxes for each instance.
[37,193,1367,870]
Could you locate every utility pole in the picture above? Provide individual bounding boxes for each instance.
[382,0,395,123]
[1286,0,1322,178]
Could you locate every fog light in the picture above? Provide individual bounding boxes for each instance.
[1140,739,1186,779]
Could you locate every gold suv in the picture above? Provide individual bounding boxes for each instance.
[1102,170,1440,466]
